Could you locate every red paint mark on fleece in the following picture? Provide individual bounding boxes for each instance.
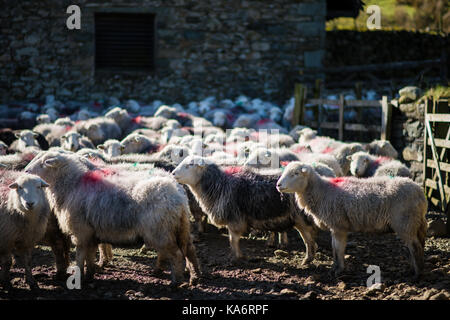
[132,116,142,124]
[75,120,82,125]
[257,118,271,125]
[224,166,242,175]
[177,112,190,119]
[93,101,102,108]
[321,147,334,154]
[0,178,15,198]
[291,145,310,154]
[65,126,73,132]
[22,152,36,162]
[81,169,115,185]
[280,161,290,167]
[329,177,347,187]
[374,156,391,165]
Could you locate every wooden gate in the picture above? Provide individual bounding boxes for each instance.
[423,97,450,233]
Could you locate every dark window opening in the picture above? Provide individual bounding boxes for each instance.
[95,13,155,72]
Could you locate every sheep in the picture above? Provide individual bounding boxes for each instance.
[74,118,122,146]
[0,148,40,171]
[288,125,309,142]
[54,117,75,127]
[120,133,159,154]
[36,114,51,124]
[365,139,398,159]
[298,153,344,177]
[97,139,123,158]
[10,130,40,152]
[33,123,68,147]
[276,162,427,277]
[0,171,51,290]
[104,107,143,135]
[172,156,318,264]
[0,141,7,155]
[24,152,201,285]
[244,148,300,168]
[331,143,365,176]
[60,131,95,152]
[349,152,410,178]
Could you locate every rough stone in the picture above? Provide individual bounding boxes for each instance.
[399,86,421,101]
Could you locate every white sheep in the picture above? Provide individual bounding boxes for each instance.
[277,162,427,277]
[365,140,398,159]
[0,171,51,290]
[36,114,51,124]
[349,151,410,178]
[60,131,95,152]
[97,139,123,158]
[24,152,201,286]
[120,133,159,154]
[10,130,40,152]
[74,117,122,146]
[0,140,7,155]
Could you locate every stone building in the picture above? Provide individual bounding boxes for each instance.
[1,0,326,104]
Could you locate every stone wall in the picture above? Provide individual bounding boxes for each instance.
[390,91,426,184]
[0,0,326,105]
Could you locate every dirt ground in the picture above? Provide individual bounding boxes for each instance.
[0,215,449,301]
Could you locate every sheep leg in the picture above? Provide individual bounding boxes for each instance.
[75,246,87,280]
[406,238,424,278]
[0,254,12,290]
[294,223,317,265]
[22,250,39,290]
[155,253,167,275]
[85,244,97,281]
[278,232,289,249]
[166,248,185,287]
[331,231,347,276]
[98,243,113,268]
[50,238,71,280]
[228,226,245,261]
[267,232,276,247]
[184,240,202,285]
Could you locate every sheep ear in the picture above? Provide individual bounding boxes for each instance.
[120,145,125,151]
[40,179,49,188]
[9,182,18,189]
[61,135,67,141]
[44,157,60,168]
[97,145,105,150]
[346,155,352,161]
[364,158,369,163]
[134,136,141,142]
[197,158,206,167]
[15,133,21,138]
[301,167,308,174]
[33,132,39,138]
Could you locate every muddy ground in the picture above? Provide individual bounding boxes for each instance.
[0,215,449,300]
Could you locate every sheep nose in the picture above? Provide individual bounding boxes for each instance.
[26,202,34,209]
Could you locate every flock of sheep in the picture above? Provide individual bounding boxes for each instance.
[0,101,428,291]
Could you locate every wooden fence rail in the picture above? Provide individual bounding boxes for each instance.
[423,97,450,234]
[292,84,391,141]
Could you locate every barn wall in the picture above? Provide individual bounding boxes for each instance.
[0,0,326,105]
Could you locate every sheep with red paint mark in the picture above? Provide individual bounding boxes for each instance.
[172,155,318,263]
[74,117,122,146]
[24,151,201,286]
[0,170,51,290]
[277,162,427,277]
[349,151,410,178]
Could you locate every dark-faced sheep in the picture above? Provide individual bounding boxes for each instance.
[277,162,427,277]
[24,152,200,286]
[0,171,51,290]
[172,156,318,264]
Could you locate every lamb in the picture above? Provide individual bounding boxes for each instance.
[36,114,51,124]
[10,130,40,152]
[172,156,318,264]
[349,152,410,178]
[24,152,201,285]
[365,139,398,159]
[61,131,95,152]
[0,171,51,290]
[120,133,159,154]
[74,118,122,146]
[97,139,123,158]
[276,162,427,277]
[331,143,365,176]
